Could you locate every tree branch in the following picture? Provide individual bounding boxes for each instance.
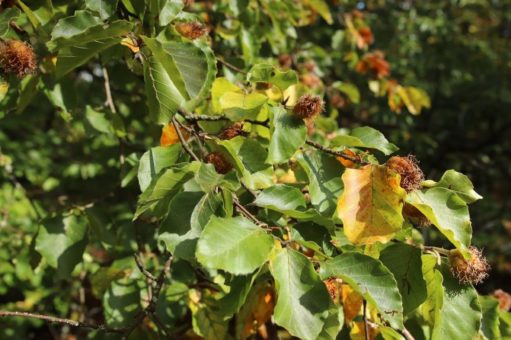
[180,112,367,164]
[0,311,125,334]
[172,116,200,161]
[305,139,368,164]
[134,254,157,282]
[217,58,247,74]
[122,253,173,339]
[102,66,117,114]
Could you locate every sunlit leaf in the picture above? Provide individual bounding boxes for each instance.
[196,216,274,274]
[337,164,406,244]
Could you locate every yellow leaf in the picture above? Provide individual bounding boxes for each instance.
[396,86,431,115]
[341,284,363,323]
[350,321,379,340]
[121,37,140,53]
[337,164,406,245]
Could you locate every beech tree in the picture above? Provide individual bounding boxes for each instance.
[0,1,509,339]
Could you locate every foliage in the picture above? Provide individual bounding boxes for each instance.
[0,0,510,339]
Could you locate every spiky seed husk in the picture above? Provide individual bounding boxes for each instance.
[205,152,232,174]
[323,278,342,303]
[292,94,323,119]
[175,22,209,40]
[449,247,490,285]
[0,40,37,78]
[218,122,244,140]
[386,155,424,192]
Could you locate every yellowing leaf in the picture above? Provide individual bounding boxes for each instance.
[337,164,406,244]
[236,280,275,339]
[341,284,363,323]
[121,37,140,53]
[396,86,431,115]
[350,321,379,340]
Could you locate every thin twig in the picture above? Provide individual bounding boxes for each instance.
[172,116,200,161]
[182,113,268,127]
[0,311,125,334]
[305,139,368,164]
[363,300,369,340]
[122,254,173,339]
[401,327,416,340]
[134,254,157,282]
[102,66,117,114]
[233,196,268,228]
[217,58,247,74]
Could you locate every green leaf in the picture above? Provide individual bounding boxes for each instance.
[479,296,501,340]
[320,252,404,329]
[35,214,88,277]
[85,106,112,134]
[90,267,126,298]
[254,184,306,211]
[218,274,258,317]
[138,145,183,191]
[434,261,482,340]
[219,91,268,121]
[296,152,343,217]
[331,81,360,104]
[0,8,20,38]
[17,0,52,28]
[103,277,142,327]
[159,192,222,261]
[380,243,427,314]
[330,126,399,155]
[253,184,334,230]
[420,255,482,340]
[141,37,217,124]
[49,12,132,50]
[247,63,298,91]
[56,38,123,77]
[196,216,274,274]
[194,163,224,192]
[267,106,306,164]
[85,0,119,20]
[337,164,406,245]
[218,137,274,190]
[135,162,200,218]
[270,248,336,340]
[499,310,511,338]
[420,254,444,328]
[211,77,241,113]
[406,188,472,255]
[159,0,184,26]
[434,169,482,203]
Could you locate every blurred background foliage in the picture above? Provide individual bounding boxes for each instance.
[0,0,510,338]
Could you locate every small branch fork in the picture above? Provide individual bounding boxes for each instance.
[171,115,270,229]
[124,253,174,339]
